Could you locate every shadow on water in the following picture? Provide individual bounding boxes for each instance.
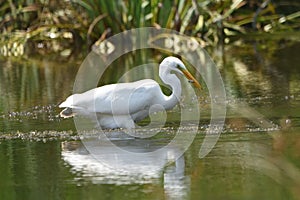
[1,38,300,199]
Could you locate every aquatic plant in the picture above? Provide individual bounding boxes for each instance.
[0,0,299,56]
[0,0,82,56]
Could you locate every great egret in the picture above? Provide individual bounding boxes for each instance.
[59,56,201,129]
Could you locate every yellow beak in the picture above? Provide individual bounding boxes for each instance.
[181,69,202,89]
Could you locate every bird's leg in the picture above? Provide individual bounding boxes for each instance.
[122,119,137,138]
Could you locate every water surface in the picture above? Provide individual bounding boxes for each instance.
[1,39,300,200]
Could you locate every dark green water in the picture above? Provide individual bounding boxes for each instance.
[1,39,300,200]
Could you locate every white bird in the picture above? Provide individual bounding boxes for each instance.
[59,56,201,130]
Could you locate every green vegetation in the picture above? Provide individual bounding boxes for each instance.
[0,0,299,56]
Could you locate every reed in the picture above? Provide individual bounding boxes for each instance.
[0,0,299,56]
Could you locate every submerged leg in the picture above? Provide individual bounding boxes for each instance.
[123,119,136,137]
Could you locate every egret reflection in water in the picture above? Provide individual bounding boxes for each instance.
[61,136,190,199]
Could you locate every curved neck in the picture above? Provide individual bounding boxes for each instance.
[160,70,182,110]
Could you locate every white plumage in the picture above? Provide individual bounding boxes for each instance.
[59,56,201,129]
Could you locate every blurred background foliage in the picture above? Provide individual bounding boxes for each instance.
[0,0,299,57]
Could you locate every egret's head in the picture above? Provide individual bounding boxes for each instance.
[160,56,201,89]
